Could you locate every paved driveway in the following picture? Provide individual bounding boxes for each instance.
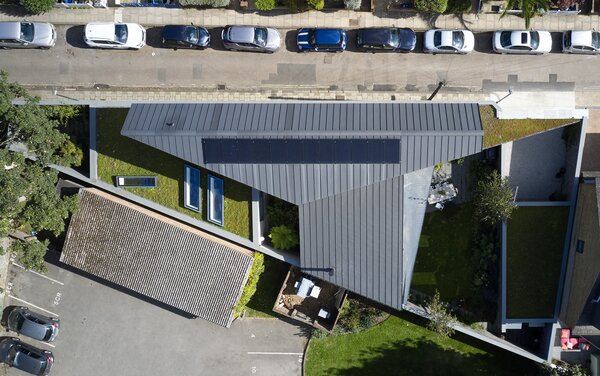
[0,26,589,96]
[1,255,308,376]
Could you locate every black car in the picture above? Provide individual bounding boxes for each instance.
[161,24,210,50]
[7,307,59,342]
[0,338,53,375]
[356,27,416,52]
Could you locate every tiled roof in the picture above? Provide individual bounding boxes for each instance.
[60,188,254,327]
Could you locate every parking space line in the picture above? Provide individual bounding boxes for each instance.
[8,295,59,317]
[11,262,64,285]
[39,342,55,348]
[247,352,304,355]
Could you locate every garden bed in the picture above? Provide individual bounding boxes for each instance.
[506,206,569,318]
[95,108,251,239]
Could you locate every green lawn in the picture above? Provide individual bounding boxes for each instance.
[95,108,251,239]
[481,106,575,148]
[244,257,290,318]
[305,313,538,376]
[506,206,569,318]
[412,204,476,304]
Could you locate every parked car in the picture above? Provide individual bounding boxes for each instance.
[424,29,474,54]
[356,27,415,52]
[7,307,59,343]
[221,25,281,53]
[161,24,210,50]
[297,28,347,52]
[0,338,53,375]
[0,22,56,49]
[562,30,600,54]
[84,22,146,50]
[492,30,552,54]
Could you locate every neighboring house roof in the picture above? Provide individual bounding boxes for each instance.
[60,188,254,327]
[121,102,483,311]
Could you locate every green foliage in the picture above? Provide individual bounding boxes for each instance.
[540,362,589,376]
[414,0,448,13]
[234,253,265,317]
[59,139,83,167]
[19,0,54,14]
[22,183,79,236]
[472,232,498,288]
[269,225,299,250]
[256,0,276,10]
[307,0,324,9]
[335,297,388,335]
[267,196,299,229]
[344,0,361,9]
[473,170,516,226]
[45,105,81,126]
[311,327,328,338]
[500,0,550,29]
[177,0,230,7]
[426,291,458,337]
[433,163,443,172]
[10,239,49,272]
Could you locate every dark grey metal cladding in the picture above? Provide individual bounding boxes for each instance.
[299,175,404,309]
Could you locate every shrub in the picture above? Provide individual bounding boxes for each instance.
[344,0,361,9]
[269,225,299,250]
[426,291,457,337]
[177,0,230,7]
[335,297,388,334]
[413,0,447,13]
[256,0,276,9]
[307,0,324,9]
[10,239,49,272]
[267,197,299,229]
[20,0,54,14]
[473,170,516,226]
[59,139,83,167]
[233,253,265,317]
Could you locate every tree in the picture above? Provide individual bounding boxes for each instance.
[256,0,276,10]
[9,239,49,272]
[500,0,550,28]
[425,291,457,337]
[540,362,589,376]
[414,0,448,13]
[473,170,516,226]
[269,225,299,250]
[0,71,80,271]
[344,0,361,10]
[20,0,55,14]
[307,0,324,9]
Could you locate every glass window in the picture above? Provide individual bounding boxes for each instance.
[186,26,199,44]
[389,29,399,48]
[433,31,441,47]
[500,31,512,47]
[530,31,539,49]
[563,31,571,48]
[592,32,600,49]
[20,22,34,43]
[114,24,128,44]
[452,31,464,49]
[253,27,267,47]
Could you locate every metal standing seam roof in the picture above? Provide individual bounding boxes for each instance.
[120,102,484,312]
[60,188,254,328]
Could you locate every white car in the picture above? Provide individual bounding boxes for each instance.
[84,22,146,50]
[493,30,552,55]
[562,30,600,54]
[423,29,474,54]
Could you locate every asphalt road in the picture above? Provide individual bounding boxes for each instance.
[1,257,308,376]
[0,25,597,95]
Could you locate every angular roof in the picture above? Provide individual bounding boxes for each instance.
[60,188,254,327]
[121,102,483,311]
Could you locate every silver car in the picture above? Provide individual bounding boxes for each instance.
[221,25,281,53]
[0,21,56,49]
[7,306,60,342]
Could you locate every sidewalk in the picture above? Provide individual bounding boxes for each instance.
[1,5,599,31]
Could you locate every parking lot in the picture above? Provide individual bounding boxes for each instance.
[0,252,308,376]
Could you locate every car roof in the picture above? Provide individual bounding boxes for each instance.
[358,28,392,43]
[313,29,342,45]
[85,22,117,40]
[163,25,207,40]
[0,22,21,39]
[20,319,50,340]
[13,347,45,375]
[570,30,596,46]
[227,26,255,43]
[505,30,532,46]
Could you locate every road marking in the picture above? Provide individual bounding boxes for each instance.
[8,295,59,317]
[39,342,55,348]
[247,352,303,356]
[12,263,64,285]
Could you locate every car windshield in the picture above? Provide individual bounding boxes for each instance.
[593,32,600,49]
[530,31,539,49]
[388,29,399,47]
[452,31,464,48]
[500,31,512,47]
[186,27,199,44]
[253,28,267,47]
[115,24,128,44]
[9,313,25,330]
[433,31,442,47]
[563,31,571,47]
[20,23,34,43]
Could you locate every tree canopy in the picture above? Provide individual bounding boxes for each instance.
[473,169,517,226]
[501,0,550,28]
[0,71,80,271]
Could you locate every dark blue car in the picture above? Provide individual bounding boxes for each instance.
[161,24,210,50]
[297,28,346,52]
[356,27,416,52]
